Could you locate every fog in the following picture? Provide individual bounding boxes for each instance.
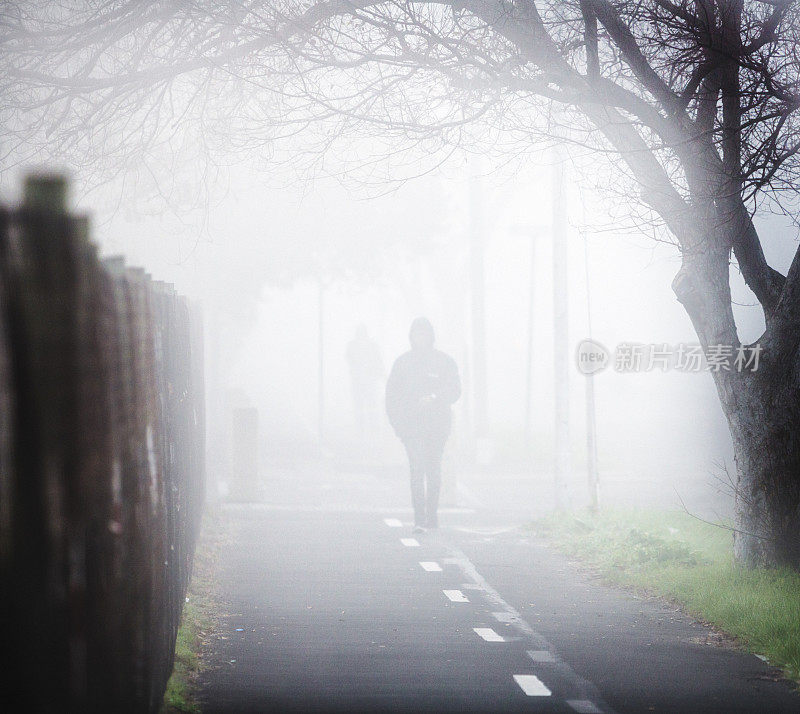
[7,4,800,711]
[7,135,794,522]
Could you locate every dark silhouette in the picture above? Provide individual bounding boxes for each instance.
[385,318,461,532]
[346,324,384,440]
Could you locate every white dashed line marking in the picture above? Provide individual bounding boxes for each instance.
[444,546,618,714]
[420,561,442,572]
[383,518,403,527]
[443,589,469,603]
[400,538,420,547]
[527,650,556,663]
[513,674,551,696]
[567,700,603,714]
[492,611,514,623]
[473,627,505,642]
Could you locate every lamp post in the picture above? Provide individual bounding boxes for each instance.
[552,153,570,511]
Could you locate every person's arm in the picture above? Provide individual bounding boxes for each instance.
[437,356,461,405]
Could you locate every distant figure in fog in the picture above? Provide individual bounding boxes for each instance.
[346,324,384,439]
[385,318,461,533]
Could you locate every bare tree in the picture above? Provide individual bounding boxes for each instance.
[3,1,800,567]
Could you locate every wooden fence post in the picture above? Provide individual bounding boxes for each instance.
[0,176,206,713]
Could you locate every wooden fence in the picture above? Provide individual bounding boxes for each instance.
[0,175,205,713]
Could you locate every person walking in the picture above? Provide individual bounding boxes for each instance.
[346,324,384,441]
[385,317,461,533]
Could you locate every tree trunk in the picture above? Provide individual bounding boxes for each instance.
[672,242,800,569]
[727,380,800,568]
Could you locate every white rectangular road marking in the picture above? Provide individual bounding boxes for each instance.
[527,650,556,663]
[567,700,603,714]
[443,589,469,603]
[513,674,551,697]
[420,561,442,572]
[473,627,505,642]
[400,538,420,547]
[383,518,403,527]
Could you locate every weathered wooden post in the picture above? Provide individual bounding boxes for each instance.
[0,202,16,709]
[0,175,205,713]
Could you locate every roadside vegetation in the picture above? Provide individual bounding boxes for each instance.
[162,602,205,713]
[533,509,800,684]
[161,509,225,713]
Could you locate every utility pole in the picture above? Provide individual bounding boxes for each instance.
[525,231,538,440]
[318,277,325,450]
[469,162,489,445]
[552,152,570,510]
[583,236,600,511]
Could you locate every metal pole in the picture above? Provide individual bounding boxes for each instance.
[525,232,537,440]
[583,235,600,510]
[469,163,488,441]
[318,279,324,449]
[585,373,599,511]
[552,152,570,510]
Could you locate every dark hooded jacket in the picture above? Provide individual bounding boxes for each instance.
[385,319,461,442]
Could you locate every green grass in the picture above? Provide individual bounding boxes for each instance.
[162,603,204,713]
[161,509,225,713]
[533,508,800,684]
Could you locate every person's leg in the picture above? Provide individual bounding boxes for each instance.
[424,438,446,529]
[404,439,426,528]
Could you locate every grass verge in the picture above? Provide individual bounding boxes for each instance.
[533,508,800,684]
[162,602,205,713]
[161,509,225,713]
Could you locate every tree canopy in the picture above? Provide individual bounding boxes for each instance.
[2,1,800,326]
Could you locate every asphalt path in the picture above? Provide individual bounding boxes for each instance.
[198,467,798,713]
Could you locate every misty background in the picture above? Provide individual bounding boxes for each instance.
[3,138,797,519]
